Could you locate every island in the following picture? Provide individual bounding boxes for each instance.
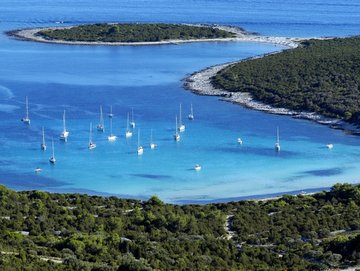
[0,183,359,270]
[8,23,299,47]
[185,36,360,133]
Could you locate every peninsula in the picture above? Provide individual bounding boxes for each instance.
[185,36,360,134]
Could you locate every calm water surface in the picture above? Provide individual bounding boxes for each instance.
[0,0,360,202]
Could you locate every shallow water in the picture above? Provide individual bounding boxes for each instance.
[0,0,360,203]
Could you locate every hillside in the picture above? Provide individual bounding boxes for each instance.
[0,183,359,270]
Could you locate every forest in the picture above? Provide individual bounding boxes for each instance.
[211,37,360,125]
[37,23,235,43]
[0,183,359,270]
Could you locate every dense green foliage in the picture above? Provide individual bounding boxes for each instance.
[211,37,360,124]
[0,183,359,270]
[37,23,235,42]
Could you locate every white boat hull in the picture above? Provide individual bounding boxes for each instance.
[108,135,117,141]
[137,146,144,155]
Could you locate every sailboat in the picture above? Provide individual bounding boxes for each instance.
[237,137,243,145]
[41,127,47,150]
[275,127,281,152]
[178,103,185,132]
[194,164,201,171]
[188,103,194,120]
[21,96,31,124]
[49,138,56,164]
[130,108,136,128]
[60,110,69,141]
[125,112,133,138]
[97,105,105,132]
[108,105,114,118]
[107,117,117,141]
[137,128,144,155]
[150,129,157,149]
[88,122,96,150]
[174,116,180,141]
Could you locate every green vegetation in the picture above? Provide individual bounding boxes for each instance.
[37,23,235,42]
[0,183,359,270]
[211,37,360,124]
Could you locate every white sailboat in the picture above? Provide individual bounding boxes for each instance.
[88,122,96,150]
[194,164,202,171]
[125,112,133,138]
[237,137,243,145]
[108,105,114,118]
[326,144,334,149]
[178,103,185,132]
[107,117,117,141]
[41,127,47,150]
[130,108,136,128]
[97,105,105,132]
[150,129,157,149]
[188,103,194,120]
[49,138,56,164]
[137,128,144,155]
[174,116,180,141]
[21,96,31,124]
[60,110,69,141]
[275,127,281,152]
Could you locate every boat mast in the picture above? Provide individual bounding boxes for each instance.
[89,122,92,144]
[179,103,182,127]
[138,129,140,148]
[63,110,66,132]
[42,127,46,145]
[100,105,104,126]
[52,138,55,159]
[277,127,280,145]
[25,96,29,120]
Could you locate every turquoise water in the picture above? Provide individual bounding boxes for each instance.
[1,0,360,203]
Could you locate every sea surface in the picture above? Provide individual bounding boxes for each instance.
[1,0,360,203]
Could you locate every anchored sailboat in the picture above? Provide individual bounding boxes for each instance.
[21,96,30,124]
[178,103,185,132]
[60,110,69,141]
[108,105,114,118]
[97,105,105,132]
[150,129,157,149]
[49,138,56,164]
[88,122,96,150]
[107,117,117,141]
[130,108,136,128]
[125,112,133,138]
[275,127,281,152]
[41,127,47,150]
[188,103,194,120]
[174,116,180,141]
[137,128,143,155]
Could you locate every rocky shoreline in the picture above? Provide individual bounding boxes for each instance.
[183,59,360,135]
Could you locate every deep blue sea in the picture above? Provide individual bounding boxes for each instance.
[1,0,360,203]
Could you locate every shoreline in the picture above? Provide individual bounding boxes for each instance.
[7,24,301,47]
[183,55,360,136]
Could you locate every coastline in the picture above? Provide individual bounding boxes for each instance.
[7,24,300,47]
[183,55,360,135]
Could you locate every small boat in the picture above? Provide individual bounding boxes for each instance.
[41,127,47,150]
[137,129,144,155]
[107,116,117,141]
[49,138,56,164]
[178,103,185,132]
[194,164,201,171]
[275,127,281,152]
[150,129,157,149]
[125,112,133,138]
[188,103,194,120]
[174,116,180,141]
[97,105,105,132]
[60,110,69,141]
[21,96,31,124]
[326,144,334,149]
[108,105,114,118]
[34,167,42,173]
[88,122,96,150]
[130,108,136,128]
[237,138,243,145]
